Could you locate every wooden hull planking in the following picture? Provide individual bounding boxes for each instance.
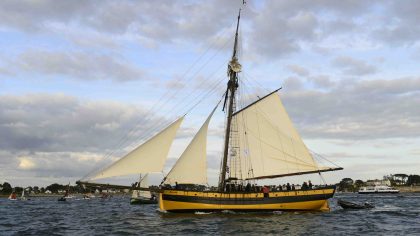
[159,186,335,212]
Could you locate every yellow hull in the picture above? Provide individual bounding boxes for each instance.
[159,186,335,212]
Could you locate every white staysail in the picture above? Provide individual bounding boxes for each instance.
[234,91,320,179]
[132,174,151,199]
[163,107,217,185]
[90,117,184,180]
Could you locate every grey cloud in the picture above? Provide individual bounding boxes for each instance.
[286,64,310,77]
[14,50,144,81]
[0,93,163,153]
[373,0,420,45]
[283,76,304,90]
[324,20,357,35]
[0,150,116,184]
[250,10,316,57]
[0,0,95,32]
[332,56,377,76]
[2,0,411,62]
[16,152,109,178]
[307,75,335,89]
[283,77,420,139]
[0,93,175,182]
[0,0,242,44]
[248,0,380,58]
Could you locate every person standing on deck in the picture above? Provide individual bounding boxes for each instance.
[262,186,269,197]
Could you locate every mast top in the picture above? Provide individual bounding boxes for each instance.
[232,9,241,59]
[228,8,242,75]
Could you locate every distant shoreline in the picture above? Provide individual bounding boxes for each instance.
[395,186,420,193]
[338,186,420,193]
[2,186,419,198]
[0,193,129,198]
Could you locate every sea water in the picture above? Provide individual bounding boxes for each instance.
[1,193,419,235]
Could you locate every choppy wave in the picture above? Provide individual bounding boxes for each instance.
[1,193,419,235]
[194,211,213,215]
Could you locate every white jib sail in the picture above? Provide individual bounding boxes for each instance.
[163,106,217,185]
[90,117,184,180]
[132,174,151,199]
[234,92,319,179]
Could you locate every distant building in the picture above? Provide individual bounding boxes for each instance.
[366,179,391,186]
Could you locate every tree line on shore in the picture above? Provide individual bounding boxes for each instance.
[337,174,420,192]
[2,173,420,195]
[0,182,98,195]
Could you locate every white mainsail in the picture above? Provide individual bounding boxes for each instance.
[132,174,152,199]
[163,107,217,185]
[90,117,184,180]
[234,91,321,179]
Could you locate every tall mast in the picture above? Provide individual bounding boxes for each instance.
[218,9,242,191]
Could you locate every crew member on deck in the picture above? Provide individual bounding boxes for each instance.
[245,182,251,192]
[308,180,313,189]
[262,186,269,197]
[302,181,308,190]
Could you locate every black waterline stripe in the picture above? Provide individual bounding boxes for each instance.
[162,193,333,205]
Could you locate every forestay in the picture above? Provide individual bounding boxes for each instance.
[90,117,184,180]
[163,107,217,185]
[234,92,320,180]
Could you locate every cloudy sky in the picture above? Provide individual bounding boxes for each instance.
[1,0,419,187]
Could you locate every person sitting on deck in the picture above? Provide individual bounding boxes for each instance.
[286,183,291,191]
[308,180,313,189]
[291,184,296,190]
[262,186,269,197]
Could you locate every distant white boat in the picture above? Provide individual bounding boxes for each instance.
[358,185,399,194]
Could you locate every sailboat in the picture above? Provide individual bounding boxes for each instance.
[20,189,30,201]
[77,114,183,203]
[78,6,342,212]
[130,174,157,204]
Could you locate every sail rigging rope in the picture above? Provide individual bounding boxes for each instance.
[84,73,227,180]
[81,19,239,180]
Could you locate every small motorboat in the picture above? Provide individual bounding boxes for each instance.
[338,199,374,209]
[58,197,66,201]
